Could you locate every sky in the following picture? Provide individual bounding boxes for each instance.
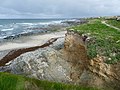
[0,0,120,18]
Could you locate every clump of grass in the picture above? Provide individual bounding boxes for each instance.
[70,19,120,63]
[0,72,25,90]
[0,72,99,90]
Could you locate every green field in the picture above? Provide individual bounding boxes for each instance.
[70,19,120,63]
[0,72,99,90]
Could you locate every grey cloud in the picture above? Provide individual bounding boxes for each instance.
[0,0,120,18]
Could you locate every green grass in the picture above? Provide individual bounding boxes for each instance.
[106,20,120,28]
[0,72,99,90]
[70,19,120,63]
[0,72,25,90]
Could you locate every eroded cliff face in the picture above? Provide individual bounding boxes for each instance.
[1,30,120,90]
[62,30,88,83]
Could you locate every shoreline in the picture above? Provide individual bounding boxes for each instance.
[0,19,87,60]
[0,30,66,51]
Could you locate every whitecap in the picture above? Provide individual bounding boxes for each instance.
[37,20,62,25]
[38,22,51,25]
[20,30,33,34]
[1,28,14,31]
[16,23,35,26]
[16,20,62,26]
[0,36,7,39]
[51,20,63,24]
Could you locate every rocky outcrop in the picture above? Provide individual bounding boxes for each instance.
[1,30,120,90]
[87,56,120,90]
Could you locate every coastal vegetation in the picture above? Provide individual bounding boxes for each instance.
[70,19,120,63]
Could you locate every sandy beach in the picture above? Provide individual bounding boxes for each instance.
[0,31,66,51]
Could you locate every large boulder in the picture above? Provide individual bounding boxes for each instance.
[8,38,73,83]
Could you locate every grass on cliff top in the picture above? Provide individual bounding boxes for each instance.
[106,19,120,28]
[70,19,120,64]
[0,72,99,90]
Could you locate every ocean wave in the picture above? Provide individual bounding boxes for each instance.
[16,20,62,26]
[16,23,35,26]
[38,20,62,25]
[20,30,33,34]
[51,20,63,24]
[1,28,14,31]
[37,22,52,25]
[0,19,64,41]
[16,22,49,26]
[0,36,7,39]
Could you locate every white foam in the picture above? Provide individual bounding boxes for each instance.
[51,20,62,24]
[0,36,7,39]
[38,20,62,25]
[20,30,33,34]
[15,20,62,27]
[16,23,36,26]
[1,28,14,31]
[38,22,51,25]
[20,22,50,25]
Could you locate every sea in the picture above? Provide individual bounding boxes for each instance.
[0,19,65,41]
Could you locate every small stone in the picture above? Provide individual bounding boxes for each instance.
[108,58,112,60]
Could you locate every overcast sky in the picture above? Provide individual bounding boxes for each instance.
[0,0,120,18]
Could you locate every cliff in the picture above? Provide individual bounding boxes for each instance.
[1,30,120,90]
